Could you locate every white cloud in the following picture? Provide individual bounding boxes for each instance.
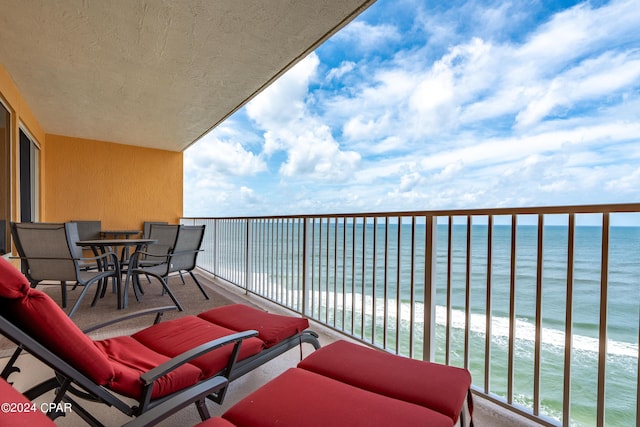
[433,161,464,182]
[605,167,640,193]
[409,65,456,131]
[416,122,640,173]
[187,135,266,177]
[243,51,362,181]
[278,125,361,181]
[332,21,401,52]
[185,0,640,216]
[516,51,640,128]
[327,61,356,81]
[246,53,320,129]
[517,0,640,69]
[398,171,423,192]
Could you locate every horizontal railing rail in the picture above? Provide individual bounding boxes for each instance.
[183,203,640,427]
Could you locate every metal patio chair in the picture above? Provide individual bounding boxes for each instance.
[143,221,168,239]
[10,222,121,317]
[128,225,208,310]
[138,223,179,268]
[71,220,102,240]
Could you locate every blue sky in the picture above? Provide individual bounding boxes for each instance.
[184,0,640,217]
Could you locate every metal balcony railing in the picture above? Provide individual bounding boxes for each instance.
[183,203,640,427]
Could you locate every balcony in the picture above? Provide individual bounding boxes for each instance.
[180,202,639,427]
[1,202,637,426]
[2,1,636,426]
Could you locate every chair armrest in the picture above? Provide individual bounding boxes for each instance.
[140,330,258,385]
[82,306,178,333]
[121,376,229,427]
[131,251,168,259]
[169,249,204,257]
[129,251,171,267]
[130,249,203,265]
[78,251,119,263]
[11,252,118,264]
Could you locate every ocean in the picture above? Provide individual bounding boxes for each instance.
[428,224,639,426]
[207,220,640,426]
[303,223,639,426]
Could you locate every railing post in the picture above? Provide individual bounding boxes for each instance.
[302,217,311,317]
[212,219,217,277]
[423,214,437,362]
[245,218,252,293]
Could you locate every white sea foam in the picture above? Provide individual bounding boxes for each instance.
[431,304,638,359]
[233,269,638,359]
[303,290,638,359]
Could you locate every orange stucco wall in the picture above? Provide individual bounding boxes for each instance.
[44,135,183,230]
[1,62,183,241]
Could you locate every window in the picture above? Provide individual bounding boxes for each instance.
[19,128,39,223]
[0,102,9,254]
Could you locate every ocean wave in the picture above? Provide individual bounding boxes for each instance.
[431,305,637,359]
[305,290,638,359]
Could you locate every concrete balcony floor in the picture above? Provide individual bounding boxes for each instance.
[1,270,545,426]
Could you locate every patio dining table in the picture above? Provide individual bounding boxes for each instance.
[100,229,141,239]
[76,238,157,308]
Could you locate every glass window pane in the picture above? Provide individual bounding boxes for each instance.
[0,102,10,254]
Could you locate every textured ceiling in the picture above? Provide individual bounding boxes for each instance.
[0,0,374,151]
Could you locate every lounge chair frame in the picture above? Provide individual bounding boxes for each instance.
[228,329,320,381]
[0,306,253,426]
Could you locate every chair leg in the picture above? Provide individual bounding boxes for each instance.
[189,271,210,300]
[100,278,108,298]
[68,283,95,318]
[138,274,146,294]
[139,272,184,311]
[61,281,67,308]
[115,274,122,310]
[122,270,143,309]
[91,284,102,307]
[132,274,143,300]
[23,377,60,400]
[159,277,183,311]
[195,399,211,420]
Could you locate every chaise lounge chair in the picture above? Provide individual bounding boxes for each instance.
[0,257,320,426]
[125,340,474,427]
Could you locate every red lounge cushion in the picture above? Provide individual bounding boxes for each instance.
[297,340,472,423]
[222,368,452,427]
[132,316,265,377]
[94,336,203,400]
[0,378,56,426]
[1,288,114,385]
[0,257,32,299]
[198,304,309,348]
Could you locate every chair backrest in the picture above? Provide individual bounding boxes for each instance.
[169,225,206,272]
[0,257,115,385]
[143,221,168,238]
[146,224,179,257]
[66,221,85,260]
[71,220,102,240]
[10,222,79,282]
